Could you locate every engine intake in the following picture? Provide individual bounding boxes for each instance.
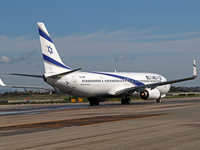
[140,89,160,100]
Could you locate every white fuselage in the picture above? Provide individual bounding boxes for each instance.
[45,71,170,100]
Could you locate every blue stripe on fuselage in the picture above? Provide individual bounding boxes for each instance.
[43,54,72,70]
[38,28,53,43]
[90,72,144,86]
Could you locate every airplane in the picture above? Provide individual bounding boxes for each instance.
[0,22,197,106]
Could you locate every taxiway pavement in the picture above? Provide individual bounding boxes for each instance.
[0,99,200,150]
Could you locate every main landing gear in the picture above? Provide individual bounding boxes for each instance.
[88,98,99,106]
[121,98,131,105]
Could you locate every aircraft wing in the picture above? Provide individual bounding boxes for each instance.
[0,78,53,90]
[114,60,197,96]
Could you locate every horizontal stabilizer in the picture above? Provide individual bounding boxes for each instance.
[0,78,53,90]
[46,68,82,78]
[0,73,43,78]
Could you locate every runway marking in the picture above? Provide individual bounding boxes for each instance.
[0,114,169,130]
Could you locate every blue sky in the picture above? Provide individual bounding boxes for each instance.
[0,0,200,90]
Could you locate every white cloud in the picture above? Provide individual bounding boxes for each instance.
[115,54,136,61]
[0,50,38,64]
[135,32,200,40]
[54,29,200,58]
[1,27,200,74]
[0,56,12,63]
[0,35,39,53]
[1,27,200,58]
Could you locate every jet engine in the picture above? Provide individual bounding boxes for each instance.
[140,89,160,100]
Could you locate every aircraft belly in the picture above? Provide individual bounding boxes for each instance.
[47,78,110,97]
[75,85,110,97]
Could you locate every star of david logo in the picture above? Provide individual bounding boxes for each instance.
[47,45,53,54]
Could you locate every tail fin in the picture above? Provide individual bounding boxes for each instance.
[37,22,72,73]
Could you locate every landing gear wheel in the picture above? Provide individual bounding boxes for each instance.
[121,98,126,105]
[89,98,99,106]
[94,100,99,106]
[126,98,131,105]
[121,98,131,105]
[156,98,161,103]
[89,100,95,106]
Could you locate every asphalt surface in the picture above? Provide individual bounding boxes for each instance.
[0,99,200,150]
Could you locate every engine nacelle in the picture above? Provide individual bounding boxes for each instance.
[140,89,160,100]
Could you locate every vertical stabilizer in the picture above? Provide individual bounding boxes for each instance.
[37,22,72,73]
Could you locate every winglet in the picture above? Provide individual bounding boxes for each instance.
[0,78,6,86]
[193,60,197,78]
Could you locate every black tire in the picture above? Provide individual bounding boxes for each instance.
[89,98,99,106]
[156,99,161,103]
[89,100,95,106]
[94,100,99,106]
[126,98,131,105]
[121,98,126,105]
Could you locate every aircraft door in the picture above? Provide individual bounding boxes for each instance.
[100,77,104,84]
[72,76,77,88]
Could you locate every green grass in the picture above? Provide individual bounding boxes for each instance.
[0,93,200,105]
[164,94,200,99]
